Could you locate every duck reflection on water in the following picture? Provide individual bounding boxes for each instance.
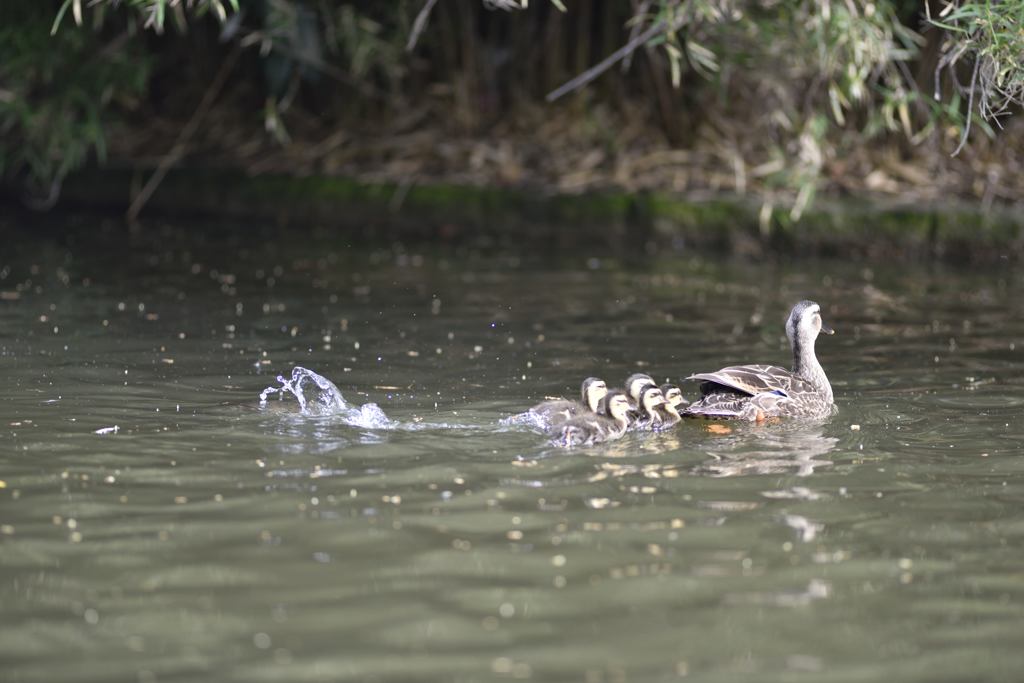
[693,421,839,478]
[579,420,837,481]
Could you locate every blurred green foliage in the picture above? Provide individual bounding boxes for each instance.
[2,0,1022,209]
[2,1,240,203]
[0,4,149,204]
[52,0,240,35]
[929,0,1024,150]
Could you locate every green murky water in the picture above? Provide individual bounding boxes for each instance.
[3,218,1024,682]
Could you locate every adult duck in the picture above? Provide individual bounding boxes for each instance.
[683,300,835,421]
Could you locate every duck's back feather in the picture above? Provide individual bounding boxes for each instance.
[683,389,790,420]
[684,364,832,420]
[688,364,816,398]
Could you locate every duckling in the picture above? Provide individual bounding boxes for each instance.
[660,383,689,409]
[631,385,669,430]
[654,388,682,429]
[623,373,657,424]
[683,300,835,421]
[530,377,608,426]
[624,373,656,408]
[551,390,632,448]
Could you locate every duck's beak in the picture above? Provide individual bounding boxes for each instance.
[821,323,835,335]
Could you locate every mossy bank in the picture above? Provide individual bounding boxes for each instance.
[56,167,1024,263]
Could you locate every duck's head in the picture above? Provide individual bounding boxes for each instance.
[659,384,685,408]
[625,373,655,403]
[599,390,632,423]
[638,385,667,417]
[786,300,834,346]
[580,377,608,413]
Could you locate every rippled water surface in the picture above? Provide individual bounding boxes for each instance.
[3,218,1024,682]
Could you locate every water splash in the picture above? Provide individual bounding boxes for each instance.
[498,409,554,433]
[259,366,346,414]
[259,366,396,429]
[260,366,528,435]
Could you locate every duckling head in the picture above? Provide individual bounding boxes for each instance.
[580,377,608,413]
[786,300,834,348]
[625,373,655,403]
[638,385,667,417]
[659,384,685,408]
[599,390,632,423]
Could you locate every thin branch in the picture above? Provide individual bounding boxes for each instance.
[406,0,439,52]
[937,39,972,96]
[126,45,241,222]
[622,0,652,73]
[951,56,979,157]
[546,10,687,102]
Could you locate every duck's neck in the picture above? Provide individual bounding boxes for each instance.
[792,335,833,402]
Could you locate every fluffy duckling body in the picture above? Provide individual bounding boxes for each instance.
[551,390,632,448]
[531,377,608,426]
[683,300,836,421]
[655,394,682,429]
[631,385,669,430]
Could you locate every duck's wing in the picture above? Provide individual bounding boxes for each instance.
[682,392,751,419]
[683,387,795,420]
[687,364,807,397]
